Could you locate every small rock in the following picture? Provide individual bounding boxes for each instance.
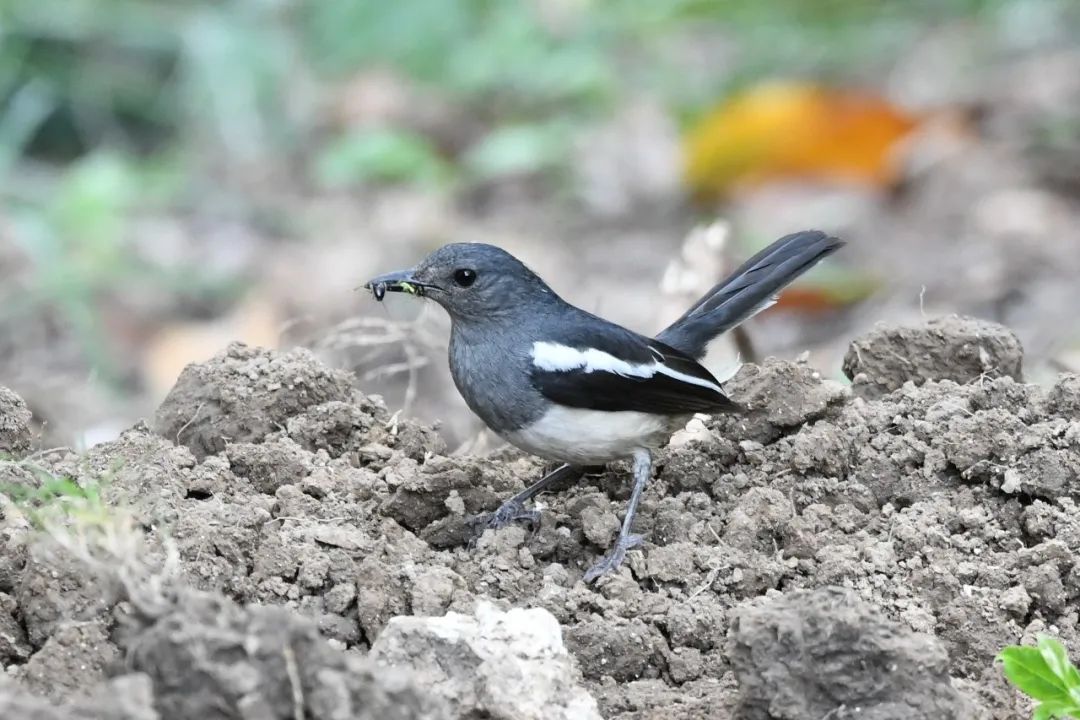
[371,601,600,720]
[1000,468,1022,494]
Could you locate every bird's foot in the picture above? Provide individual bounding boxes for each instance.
[468,498,541,544]
[487,498,542,531]
[583,533,644,583]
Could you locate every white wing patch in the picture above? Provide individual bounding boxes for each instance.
[531,342,646,377]
[530,341,724,395]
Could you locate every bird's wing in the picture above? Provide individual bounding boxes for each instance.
[527,324,738,415]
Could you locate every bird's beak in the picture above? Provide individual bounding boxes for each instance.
[363,268,427,301]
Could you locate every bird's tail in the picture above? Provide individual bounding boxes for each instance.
[656,230,844,361]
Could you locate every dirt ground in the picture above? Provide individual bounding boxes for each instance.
[1,314,1077,719]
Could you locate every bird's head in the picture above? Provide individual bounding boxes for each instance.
[365,243,553,322]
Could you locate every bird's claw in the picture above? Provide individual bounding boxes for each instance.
[583,533,644,583]
[467,499,541,545]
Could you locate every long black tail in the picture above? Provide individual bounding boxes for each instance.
[656,230,844,360]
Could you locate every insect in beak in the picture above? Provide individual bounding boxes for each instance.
[363,269,426,302]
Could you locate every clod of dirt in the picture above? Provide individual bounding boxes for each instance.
[379,455,523,544]
[0,674,158,720]
[0,512,30,595]
[16,544,112,650]
[729,587,970,720]
[0,592,31,664]
[225,438,313,494]
[715,358,849,444]
[121,589,445,720]
[0,386,32,457]
[564,614,669,683]
[153,343,355,459]
[79,426,197,524]
[843,316,1023,398]
[1044,373,1080,417]
[13,620,120,702]
[370,601,600,720]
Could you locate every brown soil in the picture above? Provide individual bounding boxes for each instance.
[1,315,1076,719]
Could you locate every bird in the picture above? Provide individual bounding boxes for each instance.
[365,230,843,581]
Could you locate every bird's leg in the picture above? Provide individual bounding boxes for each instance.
[472,463,586,536]
[583,449,651,583]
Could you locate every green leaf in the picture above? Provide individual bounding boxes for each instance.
[1032,699,1080,720]
[1036,636,1080,710]
[1040,637,1079,686]
[998,646,1073,703]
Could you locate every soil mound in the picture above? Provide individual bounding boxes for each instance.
[2,317,1075,718]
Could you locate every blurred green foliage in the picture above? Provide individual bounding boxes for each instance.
[0,0,1077,381]
[303,0,616,111]
[313,128,452,189]
[0,462,106,530]
[8,154,145,381]
[3,151,241,385]
[5,0,1077,184]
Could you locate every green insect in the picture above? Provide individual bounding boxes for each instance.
[366,276,424,302]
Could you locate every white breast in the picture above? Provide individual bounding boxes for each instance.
[505,405,678,465]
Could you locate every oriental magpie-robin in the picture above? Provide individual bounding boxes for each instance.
[365,230,843,581]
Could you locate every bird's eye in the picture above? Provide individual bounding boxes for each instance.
[453,268,477,287]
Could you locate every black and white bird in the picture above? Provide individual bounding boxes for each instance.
[366,230,843,581]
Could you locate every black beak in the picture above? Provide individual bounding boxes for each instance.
[363,268,428,301]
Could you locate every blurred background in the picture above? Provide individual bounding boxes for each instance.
[2,0,1079,451]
